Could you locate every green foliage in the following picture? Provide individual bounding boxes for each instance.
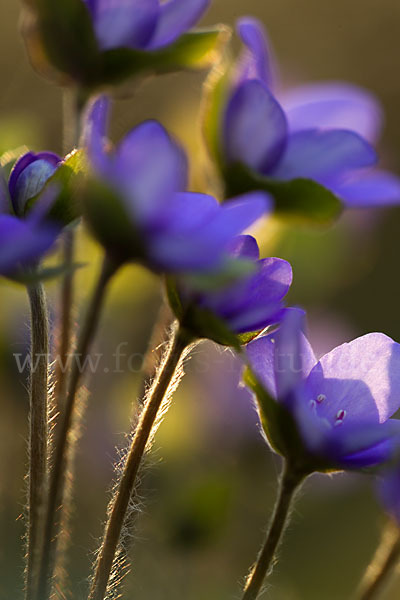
[34,0,100,83]
[166,277,241,348]
[82,178,145,265]
[243,366,296,458]
[201,56,232,170]
[99,27,231,86]
[224,163,343,226]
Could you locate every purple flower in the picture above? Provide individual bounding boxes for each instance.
[84,97,268,273]
[245,309,400,471]
[83,0,209,51]
[176,235,292,336]
[9,151,61,215]
[221,17,400,208]
[0,153,61,278]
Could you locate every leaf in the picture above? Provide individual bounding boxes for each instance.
[98,26,231,86]
[26,150,87,225]
[224,163,343,226]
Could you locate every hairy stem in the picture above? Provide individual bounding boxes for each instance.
[36,256,118,600]
[54,89,87,410]
[88,324,191,600]
[241,462,305,600]
[53,230,75,408]
[25,282,49,600]
[136,301,173,405]
[358,522,400,600]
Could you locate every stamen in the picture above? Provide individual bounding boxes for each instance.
[317,394,326,404]
[334,409,347,426]
[309,400,317,410]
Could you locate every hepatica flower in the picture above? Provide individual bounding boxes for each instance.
[84,97,267,273]
[170,235,292,344]
[245,309,400,472]
[84,0,210,51]
[213,17,400,210]
[0,152,61,278]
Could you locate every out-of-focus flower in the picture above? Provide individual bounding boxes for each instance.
[21,0,227,89]
[8,151,61,215]
[0,154,62,279]
[83,0,209,51]
[206,17,400,215]
[83,97,267,273]
[171,235,292,343]
[245,309,400,472]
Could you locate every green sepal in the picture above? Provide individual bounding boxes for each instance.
[165,277,241,349]
[82,178,144,265]
[28,0,100,84]
[237,330,264,345]
[185,306,241,349]
[223,163,343,226]
[0,164,12,213]
[243,366,299,458]
[0,147,29,179]
[201,52,232,171]
[181,258,256,294]
[97,26,231,86]
[166,276,184,321]
[25,150,86,226]
[22,0,230,89]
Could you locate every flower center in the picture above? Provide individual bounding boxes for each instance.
[308,394,347,428]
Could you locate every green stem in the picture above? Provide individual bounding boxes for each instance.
[36,256,118,600]
[241,462,305,600]
[358,522,400,600]
[25,282,49,600]
[87,324,191,600]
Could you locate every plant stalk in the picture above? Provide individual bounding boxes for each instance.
[358,522,400,600]
[54,88,87,409]
[25,281,49,600]
[241,462,305,600]
[36,255,118,600]
[88,323,191,600]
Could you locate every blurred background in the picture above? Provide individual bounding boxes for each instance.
[1,0,400,598]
